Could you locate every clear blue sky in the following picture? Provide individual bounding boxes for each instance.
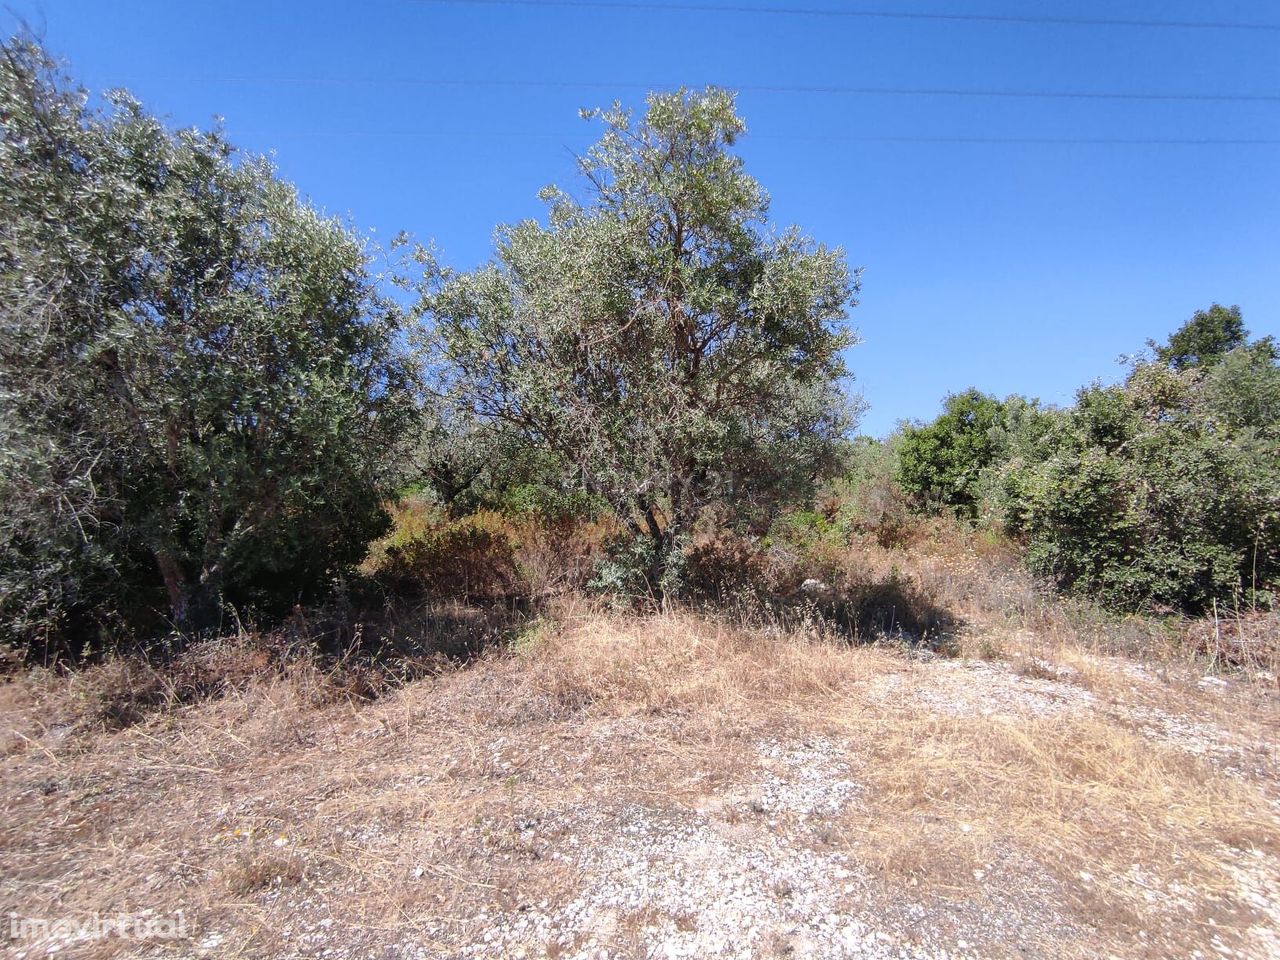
[9,1,1279,435]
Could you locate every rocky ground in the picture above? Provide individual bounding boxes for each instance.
[2,613,1277,959]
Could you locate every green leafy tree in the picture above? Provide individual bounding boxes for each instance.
[895,389,1005,518]
[1201,338,1280,444]
[0,39,416,648]
[1150,303,1251,370]
[993,331,1280,613]
[421,88,859,589]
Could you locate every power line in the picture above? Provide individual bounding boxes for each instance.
[757,135,1280,144]
[176,75,1280,104]
[414,0,1280,32]
[242,129,1280,145]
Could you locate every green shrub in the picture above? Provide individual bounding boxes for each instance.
[994,350,1280,614]
[588,534,675,601]
[819,436,916,548]
[771,510,843,548]
[896,390,1006,518]
[406,414,606,521]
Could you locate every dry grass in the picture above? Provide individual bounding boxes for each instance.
[846,707,1272,905]
[512,609,1279,935]
[839,515,1280,684]
[507,598,898,725]
[2,559,1278,956]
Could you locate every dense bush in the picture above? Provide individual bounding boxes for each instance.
[883,307,1278,616]
[819,436,916,548]
[991,329,1279,614]
[406,411,606,520]
[0,39,415,651]
[896,390,1007,518]
[375,508,523,601]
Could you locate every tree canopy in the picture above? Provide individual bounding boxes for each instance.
[421,88,859,590]
[895,389,1006,518]
[0,38,416,648]
[1151,303,1250,370]
[990,316,1280,613]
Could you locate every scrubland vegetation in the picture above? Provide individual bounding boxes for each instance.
[2,35,1278,960]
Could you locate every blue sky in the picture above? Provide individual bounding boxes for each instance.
[9,0,1279,435]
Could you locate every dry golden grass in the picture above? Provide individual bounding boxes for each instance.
[847,709,1271,894]
[518,610,1278,917]
[509,598,899,722]
[2,581,1277,957]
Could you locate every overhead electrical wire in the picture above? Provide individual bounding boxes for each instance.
[142,5,1280,150]
[414,0,1280,32]
[242,130,1280,145]
[183,75,1280,103]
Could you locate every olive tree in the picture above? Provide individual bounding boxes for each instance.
[421,88,859,588]
[0,39,416,647]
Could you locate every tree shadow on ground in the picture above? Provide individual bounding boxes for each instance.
[738,572,962,654]
[302,596,530,665]
[813,574,962,653]
[34,599,533,733]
